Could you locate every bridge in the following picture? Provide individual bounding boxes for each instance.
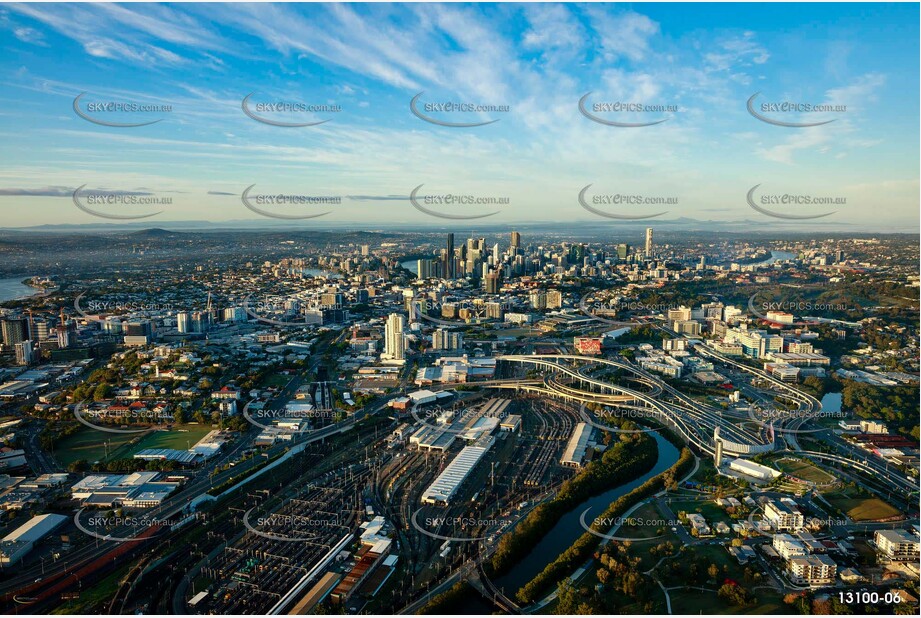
[492,354,774,456]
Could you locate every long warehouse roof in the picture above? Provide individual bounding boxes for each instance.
[421,446,489,504]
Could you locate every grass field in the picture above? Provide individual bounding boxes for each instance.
[668,586,785,615]
[774,457,837,485]
[823,490,901,522]
[55,427,139,465]
[56,424,215,465]
[668,499,733,530]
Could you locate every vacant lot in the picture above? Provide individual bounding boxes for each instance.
[824,490,901,522]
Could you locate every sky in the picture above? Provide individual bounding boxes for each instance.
[0,2,918,231]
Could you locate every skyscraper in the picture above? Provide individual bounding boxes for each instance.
[510,231,521,250]
[484,272,500,294]
[385,313,406,360]
[645,227,654,257]
[15,340,33,366]
[616,243,630,260]
[1,318,27,346]
[444,233,454,279]
[177,312,192,333]
[417,258,435,279]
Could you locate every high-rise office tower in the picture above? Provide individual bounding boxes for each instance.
[617,243,630,260]
[433,328,463,351]
[529,291,547,310]
[645,227,654,256]
[510,231,521,251]
[385,313,406,360]
[417,258,435,279]
[445,233,454,279]
[15,340,33,366]
[484,272,500,294]
[56,319,73,348]
[1,318,27,346]
[30,317,50,341]
[177,311,192,333]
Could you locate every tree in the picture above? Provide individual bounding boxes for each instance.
[67,459,88,472]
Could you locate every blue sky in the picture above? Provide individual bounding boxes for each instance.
[0,2,918,230]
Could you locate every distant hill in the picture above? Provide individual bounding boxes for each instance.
[129,228,177,237]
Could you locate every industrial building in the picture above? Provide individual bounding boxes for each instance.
[70,472,181,508]
[560,422,594,468]
[500,414,522,432]
[728,457,781,481]
[0,512,68,565]
[421,445,490,505]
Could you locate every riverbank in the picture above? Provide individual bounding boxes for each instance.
[0,276,41,303]
[487,434,678,591]
[516,445,696,604]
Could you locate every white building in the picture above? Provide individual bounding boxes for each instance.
[874,529,920,562]
[788,554,837,585]
[0,513,68,565]
[384,313,406,360]
[764,499,805,531]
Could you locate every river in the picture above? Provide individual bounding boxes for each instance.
[753,250,797,265]
[400,260,418,275]
[300,268,341,279]
[493,431,680,595]
[820,391,842,412]
[0,277,38,303]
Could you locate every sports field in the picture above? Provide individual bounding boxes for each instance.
[56,424,215,466]
[775,457,837,485]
